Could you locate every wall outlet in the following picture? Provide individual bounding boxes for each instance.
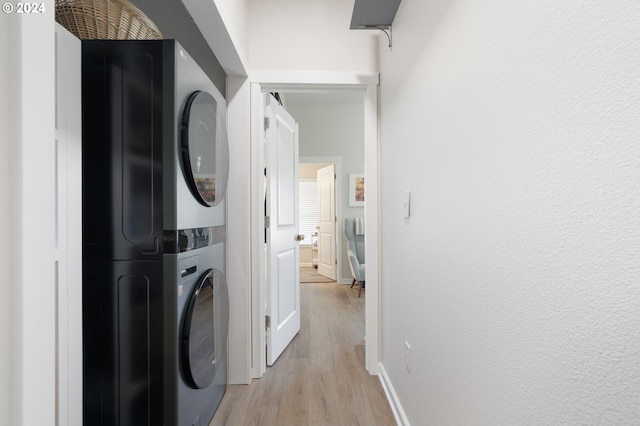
[404,341,411,373]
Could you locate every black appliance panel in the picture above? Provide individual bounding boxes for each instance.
[83,260,164,426]
[82,41,164,262]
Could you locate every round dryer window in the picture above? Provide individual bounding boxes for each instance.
[181,91,229,207]
[181,268,217,389]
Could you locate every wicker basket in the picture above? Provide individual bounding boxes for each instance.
[55,0,163,40]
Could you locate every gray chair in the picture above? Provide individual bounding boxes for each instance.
[344,217,365,297]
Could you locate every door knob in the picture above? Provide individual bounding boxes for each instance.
[296,234,305,242]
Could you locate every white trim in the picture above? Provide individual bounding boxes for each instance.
[363,83,380,374]
[378,364,411,426]
[249,71,380,377]
[54,23,83,425]
[299,155,344,164]
[226,76,253,384]
[251,70,379,90]
[250,83,267,379]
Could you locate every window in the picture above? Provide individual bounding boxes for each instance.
[298,180,317,246]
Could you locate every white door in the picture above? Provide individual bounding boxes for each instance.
[316,164,337,280]
[265,95,301,366]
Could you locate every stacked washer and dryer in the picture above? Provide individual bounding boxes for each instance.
[82,40,229,426]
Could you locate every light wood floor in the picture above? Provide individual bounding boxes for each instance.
[210,278,395,426]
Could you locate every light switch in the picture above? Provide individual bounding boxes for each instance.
[402,191,411,218]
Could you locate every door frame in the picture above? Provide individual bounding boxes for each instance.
[249,71,380,378]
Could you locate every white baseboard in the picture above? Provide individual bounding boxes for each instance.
[378,363,410,426]
[300,262,314,268]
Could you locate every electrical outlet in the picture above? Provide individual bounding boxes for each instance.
[404,341,411,373]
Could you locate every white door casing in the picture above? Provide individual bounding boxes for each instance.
[249,72,379,378]
[265,95,301,366]
[54,23,83,426]
[316,164,337,280]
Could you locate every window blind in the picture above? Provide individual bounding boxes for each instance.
[298,180,317,246]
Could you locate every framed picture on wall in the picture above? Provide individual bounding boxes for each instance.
[349,173,365,207]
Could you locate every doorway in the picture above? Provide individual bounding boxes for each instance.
[298,160,342,282]
[249,72,380,379]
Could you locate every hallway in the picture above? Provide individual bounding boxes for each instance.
[210,277,395,425]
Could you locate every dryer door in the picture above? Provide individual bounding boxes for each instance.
[181,268,216,389]
[180,91,229,207]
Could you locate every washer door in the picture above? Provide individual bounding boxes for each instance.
[181,91,229,207]
[181,268,216,389]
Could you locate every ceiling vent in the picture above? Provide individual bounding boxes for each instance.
[349,0,401,49]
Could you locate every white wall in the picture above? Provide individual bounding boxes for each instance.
[214,0,249,62]
[379,1,640,424]
[0,12,11,426]
[288,102,365,282]
[2,7,56,425]
[299,245,313,267]
[247,0,378,72]
[299,162,329,180]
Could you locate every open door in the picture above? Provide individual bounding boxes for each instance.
[316,164,337,280]
[265,95,301,366]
